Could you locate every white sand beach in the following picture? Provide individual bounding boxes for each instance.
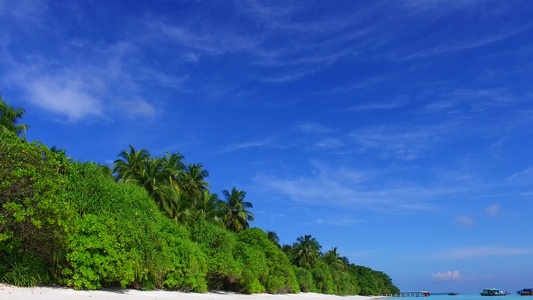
[0,284,388,300]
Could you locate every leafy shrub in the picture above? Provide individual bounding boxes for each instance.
[312,261,335,294]
[0,250,50,286]
[235,241,267,293]
[294,267,314,292]
[59,162,208,291]
[237,228,299,293]
[60,213,137,289]
[160,221,208,292]
[0,133,73,285]
[189,220,241,290]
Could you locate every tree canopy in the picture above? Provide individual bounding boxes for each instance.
[0,99,399,295]
[0,96,29,136]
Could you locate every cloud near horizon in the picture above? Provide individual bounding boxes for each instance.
[432,270,463,281]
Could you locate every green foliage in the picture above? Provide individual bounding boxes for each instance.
[0,139,210,291]
[348,265,398,295]
[0,113,399,296]
[0,250,50,286]
[0,97,29,136]
[60,213,136,289]
[293,267,313,292]
[159,221,208,292]
[311,260,335,294]
[60,162,208,291]
[235,241,267,293]
[221,187,254,232]
[291,235,321,269]
[0,132,73,272]
[237,228,299,294]
[189,220,241,290]
[285,233,398,296]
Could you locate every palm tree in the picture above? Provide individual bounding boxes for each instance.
[192,190,224,225]
[266,230,281,247]
[324,247,345,271]
[162,151,185,178]
[160,151,185,195]
[292,235,321,269]
[178,163,210,204]
[139,157,167,201]
[161,185,192,222]
[221,187,254,232]
[113,145,150,183]
[340,256,350,267]
[0,96,29,136]
[99,164,114,179]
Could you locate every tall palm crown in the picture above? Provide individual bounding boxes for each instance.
[162,151,185,179]
[160,152,184,193]
[221,187,254,232]
[178,163,210,202]
[292,235,322,269]
[324,247,345,271]
[113,145,150,183]
[267,230,281,247]
[193,190,224,224]
[0,97,29,136]
[139,157,167,198]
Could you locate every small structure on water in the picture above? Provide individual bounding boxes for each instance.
[391,291,430,297]
[481,288,510,296]
[518,289,533,296]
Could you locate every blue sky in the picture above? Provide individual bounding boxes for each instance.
[2,0,533,294]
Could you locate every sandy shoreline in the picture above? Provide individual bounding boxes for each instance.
[0,284,388,300]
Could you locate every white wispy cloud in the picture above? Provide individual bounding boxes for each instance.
[307,216,363,227]
[389,0,533,60]
[261,69,318,83]
[313,138,344,150]
[115,98,156,119]
[0,0,47,21]
[147,19,262,56]
[294,122,334,134]
[344,99,409,112]
[401,24,533,60]
[432,270,464,281]
[507,167,533,186]
[2,38,168,122]
[416,88,525,117]
[451,88,522,108]
[486,204,501,216]
[217,138,273,154]
[140,1,383,84]
[255,161,461,213]
[26,75,104,121]
[437,246,533,260]
[349,122,460,160]
[454,216,474,227]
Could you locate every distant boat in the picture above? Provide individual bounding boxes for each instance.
[518,289,533,296]
[420,291,430,297]
[481,288,510,296]
[448,293,459,295]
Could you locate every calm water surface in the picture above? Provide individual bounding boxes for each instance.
[410,295,525,300]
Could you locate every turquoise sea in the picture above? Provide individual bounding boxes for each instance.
[398,295,526,300]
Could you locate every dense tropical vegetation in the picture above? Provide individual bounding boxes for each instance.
[0,98,399,295]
